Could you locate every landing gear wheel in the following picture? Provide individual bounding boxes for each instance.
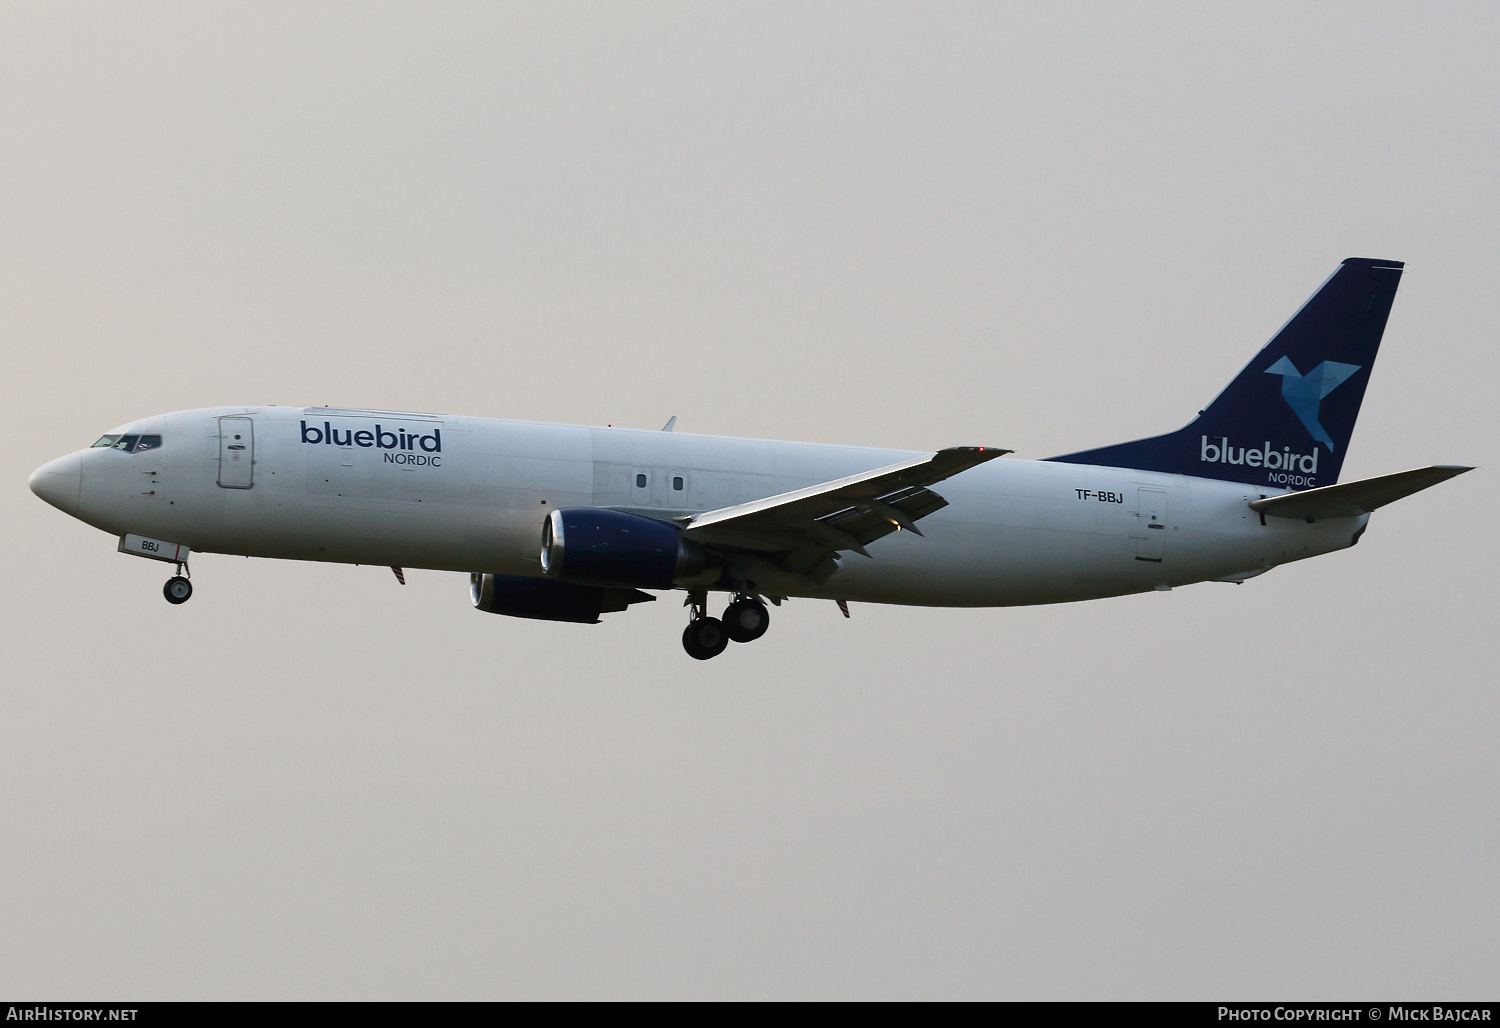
[163,576,193,604]
[723,598,770,643]
[682,617,729,660]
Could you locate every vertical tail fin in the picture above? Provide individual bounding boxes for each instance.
[1047,257,1404,489]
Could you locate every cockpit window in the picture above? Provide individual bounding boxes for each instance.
[92,434,162,453]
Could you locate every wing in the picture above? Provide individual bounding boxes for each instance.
[682,446,1008,583]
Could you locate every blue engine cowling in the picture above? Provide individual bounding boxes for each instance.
[470,573,654,624]
[540,507,706,589]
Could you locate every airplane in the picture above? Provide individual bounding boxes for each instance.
[29,257,1472,659]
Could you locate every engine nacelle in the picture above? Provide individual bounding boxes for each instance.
[540,507,705,589]
[470,572,653,624]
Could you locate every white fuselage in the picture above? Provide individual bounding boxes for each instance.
[41,406,1366,606]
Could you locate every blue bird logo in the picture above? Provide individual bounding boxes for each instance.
[1264,357,1362,451]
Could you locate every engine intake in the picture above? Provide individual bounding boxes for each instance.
[540,507,705,589]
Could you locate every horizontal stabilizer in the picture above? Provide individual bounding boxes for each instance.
[1248,465,1473,521]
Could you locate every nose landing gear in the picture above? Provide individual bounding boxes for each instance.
[163,562,192,604]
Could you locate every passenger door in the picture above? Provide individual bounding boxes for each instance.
[217,417,254,489]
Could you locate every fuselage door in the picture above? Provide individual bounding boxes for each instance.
[217,417,255,489]
[1135,487,1166,562]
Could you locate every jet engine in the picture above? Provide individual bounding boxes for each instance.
[470,572,654,624]
[540,507,706,589]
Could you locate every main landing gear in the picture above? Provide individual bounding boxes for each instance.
[723,596,770,642]
[163,563,192,604]
[682,614,728,660]
[682,591,772,660]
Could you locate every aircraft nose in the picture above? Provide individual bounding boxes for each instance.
[29,452,83,516]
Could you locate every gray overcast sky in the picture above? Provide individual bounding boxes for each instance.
[2,2,1496,999]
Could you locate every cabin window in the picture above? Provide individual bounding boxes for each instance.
[635,474,647,488]
[673,476,684,491]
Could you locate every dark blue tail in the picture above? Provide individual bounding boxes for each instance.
[1047,257,1404,489]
